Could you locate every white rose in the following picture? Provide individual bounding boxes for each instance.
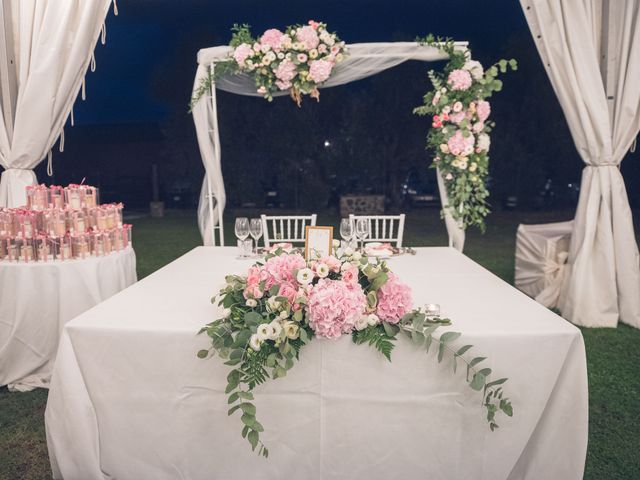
[283,321,300,339]
[269,320,283,340]
[297,267,314,285]
[477,133,491,152]
[464,60,484,80]
[316,263,329,278]
[257,323,274,341]
[354,316,369,331]
[367,314,380,326]
[249,334,262,351]
[246,299,257,308]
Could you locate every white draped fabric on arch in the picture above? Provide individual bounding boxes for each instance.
[0,0,116,208]
[191,42,468,250]
[521,0,640,328]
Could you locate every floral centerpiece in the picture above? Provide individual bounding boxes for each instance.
[198,244,513,457]
[414,35,517,231]
[191,21,347,108]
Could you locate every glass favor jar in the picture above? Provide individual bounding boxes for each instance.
[36,236,52,262]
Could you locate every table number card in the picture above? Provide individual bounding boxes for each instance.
[305,226,333,260]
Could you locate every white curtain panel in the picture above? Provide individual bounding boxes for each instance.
[0,0,113,207]
[521,0,640,328]
[193,42,468,248]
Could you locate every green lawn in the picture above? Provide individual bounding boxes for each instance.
[1,208,639,479]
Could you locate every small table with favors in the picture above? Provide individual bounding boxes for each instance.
[0,184,137,392]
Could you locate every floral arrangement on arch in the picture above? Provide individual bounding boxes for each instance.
[414,35,517,232]
[198,245,513,457]
[191,21,346,109]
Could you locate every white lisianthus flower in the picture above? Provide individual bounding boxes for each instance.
[341,261,352,271]
[297,267,314,285]
[440,87,447,94]
[309,49,318,59]
[246,299,258,308]
[332,239,341,248]
[344,247,354,256]
[443,105,451,114]
[316,263,330,278]
[260,44,271,53]
[463,60,484,80]
[445,173,454,180]
[477,133,491,152]
[469,162,478,172]
[354,316,369,331]
[453,101,463,113]
[335,53,344,62]
[440,144,449,154]
[249,334,262,352]
[278,310,289,320]
[277,52,285,59]
[352,252,362,261]
[267,296,280,311]
[253,43,261,52]
[283,321,300,339]
[367,314,380,326]
[266,51,276,61]
[269,320,283,340]
[257,323,274,341]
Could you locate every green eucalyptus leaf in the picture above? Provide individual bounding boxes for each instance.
[240,403,256,415]
[470,373,486,391]
[440,331,461,343]
[197,349,209,359]
[248,430,259,451]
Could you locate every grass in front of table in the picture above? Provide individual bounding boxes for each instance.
[1,208,639,480]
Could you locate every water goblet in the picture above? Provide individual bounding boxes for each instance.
[340,218,354,248]
[235,217,250,257]
[249,218,263,255]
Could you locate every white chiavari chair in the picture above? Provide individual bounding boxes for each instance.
[260,214,317,248]
[349,214,406,247]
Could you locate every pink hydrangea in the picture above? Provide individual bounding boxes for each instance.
[447,69,473,91]
[308,59,333,83]
[260,29,285,51]
[233,43,253,66]
[449,111,466,125]
[263,253,306,289]
[275,59,297,82]
[276,80,292,90]
[296,25,320,50]
[376,274,413,323]
[476,100,491,122]
[447,130,475,156]
[308,279,366,338]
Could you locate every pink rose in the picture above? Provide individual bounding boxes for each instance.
[260,29,285,51]
[376,274,412,323]
[233,43,253,66]
[296,25,320,50]
[322,256,341,273]
[476,100,491,122]
[278,282,298,305]
[447,69,473,91]
[244,284,264,300]
[308,59,333,83]
[341,264,359,284]
[308,279,366,338]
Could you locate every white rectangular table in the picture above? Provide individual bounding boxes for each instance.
[45,247,587,480]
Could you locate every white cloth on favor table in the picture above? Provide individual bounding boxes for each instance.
[0,247,137,391]
[46,247,587,480]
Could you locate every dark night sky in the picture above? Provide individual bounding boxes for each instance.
[75,0,528,125]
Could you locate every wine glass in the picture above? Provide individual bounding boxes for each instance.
[340,218,353,248]
[235,217,250,257]
[355,218,370,250]
[249,218,263,255]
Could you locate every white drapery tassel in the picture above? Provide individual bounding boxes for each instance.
[70,107,75,127]
[47,150,53,177]
[631,137,637,153]
[113,0,119,16]
[101,23,107,45]
[59,129,65,153]
[90,52,96,72]
[81,78,86,100]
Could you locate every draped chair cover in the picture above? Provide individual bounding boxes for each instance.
[192,42,468,249]
[521,0,640,328]
[0,0,113,207]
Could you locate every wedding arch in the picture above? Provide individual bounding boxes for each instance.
[191,41,469,250]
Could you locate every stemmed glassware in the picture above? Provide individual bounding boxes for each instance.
[234,217,250,257]
[355,218,370,251]
[249,218,263,256]
[340,218,354,248]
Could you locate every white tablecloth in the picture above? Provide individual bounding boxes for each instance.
[45,247,587,480]
[0,247,137,391]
